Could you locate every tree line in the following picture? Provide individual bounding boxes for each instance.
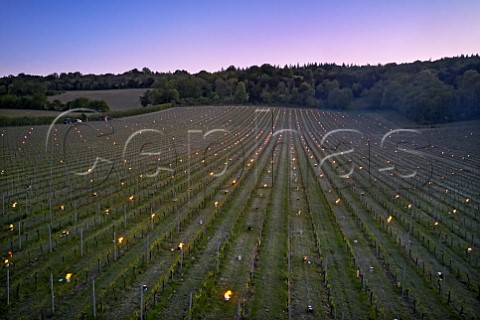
[1,56,479,124]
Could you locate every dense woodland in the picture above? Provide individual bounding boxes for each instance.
[1,55,479,124]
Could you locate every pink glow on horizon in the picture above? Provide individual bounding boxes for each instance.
[0,1,479,76]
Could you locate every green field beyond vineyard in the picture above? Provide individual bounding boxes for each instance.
[1,106,479,319]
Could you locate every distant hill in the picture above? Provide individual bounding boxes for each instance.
[1,55,480,124]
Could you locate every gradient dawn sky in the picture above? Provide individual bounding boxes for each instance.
[1,0,479,76]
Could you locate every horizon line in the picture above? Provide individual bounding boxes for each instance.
[2,53,479,78]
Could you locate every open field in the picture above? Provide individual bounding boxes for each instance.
[49,88,148,111]
[0,106,479,319]
[1,89,149,119]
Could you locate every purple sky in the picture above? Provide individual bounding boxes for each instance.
[1,0,479,76]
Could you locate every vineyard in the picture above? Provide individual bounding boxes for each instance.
[1,106,479,319]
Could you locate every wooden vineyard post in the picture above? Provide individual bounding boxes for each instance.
[80,228,84,256]
[151,207,154,231]
[7,268,10,305]
[113,231,117,261]
[49,198,52,225]
[237,297,241,320]
[50,272,55,314]
[189,291,193,320]
[140,285,144,320]
[18,221,21,250]
[92,279,97,318]
[48,224,52,253]
[176,196,180,234]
